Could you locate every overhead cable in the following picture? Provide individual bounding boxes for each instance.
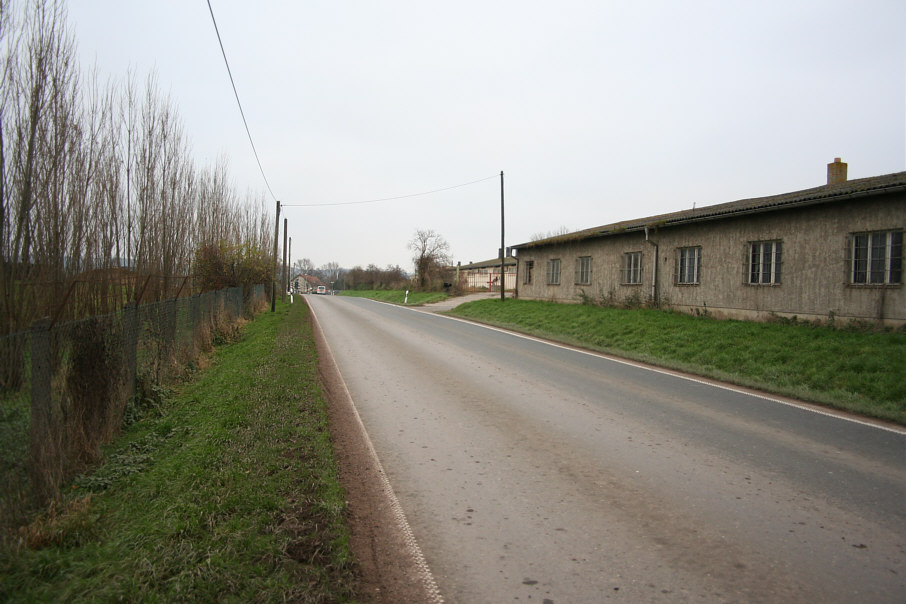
[206,0,277,201]
[283,174,500,207]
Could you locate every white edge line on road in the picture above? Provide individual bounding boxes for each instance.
[308,304,445,604]
[398,303,906,437]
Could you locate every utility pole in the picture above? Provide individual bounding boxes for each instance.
[282,218,288,303]
[499,170,505,302]
[288,237,292,294]
[271,200,280,312]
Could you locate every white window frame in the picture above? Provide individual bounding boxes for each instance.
[676,246,701,285]
[748,240,782,285]
[575,256,592,285]
[622,252,642,285]
[852,230,903,285]
[547,258,561,285]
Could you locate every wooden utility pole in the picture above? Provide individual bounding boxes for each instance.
[500,170,505,302]
[282,218,288,303]
[271,200,280,312]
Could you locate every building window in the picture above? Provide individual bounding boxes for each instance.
[547,258,561,285]
[523,260,534,284]
[575,256,592,285]
[622,252,642,284]
[852,230,903,285]
[749,240,782,285]
[676,246,701,284]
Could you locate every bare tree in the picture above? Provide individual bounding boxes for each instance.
[409,228,450,290]
[1,0,275,317]
[196,155,235,248]
[1,0,78,331]
[294,257,314,275]
[318,261,342,289]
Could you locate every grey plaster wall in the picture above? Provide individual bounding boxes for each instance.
[515,193,904,325]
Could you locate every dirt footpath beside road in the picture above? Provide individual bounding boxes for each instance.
[417,291,511,313]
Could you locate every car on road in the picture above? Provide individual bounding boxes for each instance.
[316,285,327,295]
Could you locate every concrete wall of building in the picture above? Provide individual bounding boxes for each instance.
[515,192,905,325]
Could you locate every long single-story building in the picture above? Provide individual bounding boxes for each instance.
[512,159,905,326]
[455,258,517,291]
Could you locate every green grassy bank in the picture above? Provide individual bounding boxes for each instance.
[1,302,356,602]
[449,299,906,424]
[339,289,447,305]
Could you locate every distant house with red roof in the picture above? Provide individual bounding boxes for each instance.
[292,274,326,294]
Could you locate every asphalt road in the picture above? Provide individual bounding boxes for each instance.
[306,294,906,603]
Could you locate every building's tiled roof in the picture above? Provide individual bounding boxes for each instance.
[514,171,906,249]
[294,273,326,286]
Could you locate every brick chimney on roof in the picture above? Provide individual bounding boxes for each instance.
[827,157,848,185]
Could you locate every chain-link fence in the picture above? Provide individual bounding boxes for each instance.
[0,285,264,529]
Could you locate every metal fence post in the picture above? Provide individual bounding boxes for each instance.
[230,287,242,321]
[190,293,200,351]
[191,293,200,329]
[166,297,177,346]
[29,317,61,504]
[162,298,177,374]
[123,302,138,402]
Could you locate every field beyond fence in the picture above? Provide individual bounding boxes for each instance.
[1,285,267,531]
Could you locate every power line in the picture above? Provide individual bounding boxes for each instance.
[206,0,277,201]
[282,174,500,207]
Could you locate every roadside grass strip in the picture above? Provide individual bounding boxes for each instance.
[1,302,356,603]
[449,299,906,424]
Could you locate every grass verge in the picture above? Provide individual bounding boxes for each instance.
[1,301,356,602]
[338,289,448,305]
[449,299,906,424]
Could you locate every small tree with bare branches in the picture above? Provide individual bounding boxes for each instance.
[409,229,451,291]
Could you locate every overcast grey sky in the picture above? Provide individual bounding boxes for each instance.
[68,1,905,271]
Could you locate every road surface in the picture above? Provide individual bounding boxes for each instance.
[306,294,906,603]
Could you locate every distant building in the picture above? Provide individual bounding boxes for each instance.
[292,273,326,294]
[512,159,905,326]
[456,258,517,292]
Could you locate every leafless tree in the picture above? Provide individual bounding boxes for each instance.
[294,257,315,275]
[409,228,451,290]
[0,0,283,512]
[1,0,78,332]
[319,261,341,286]
[1,0,274,322]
